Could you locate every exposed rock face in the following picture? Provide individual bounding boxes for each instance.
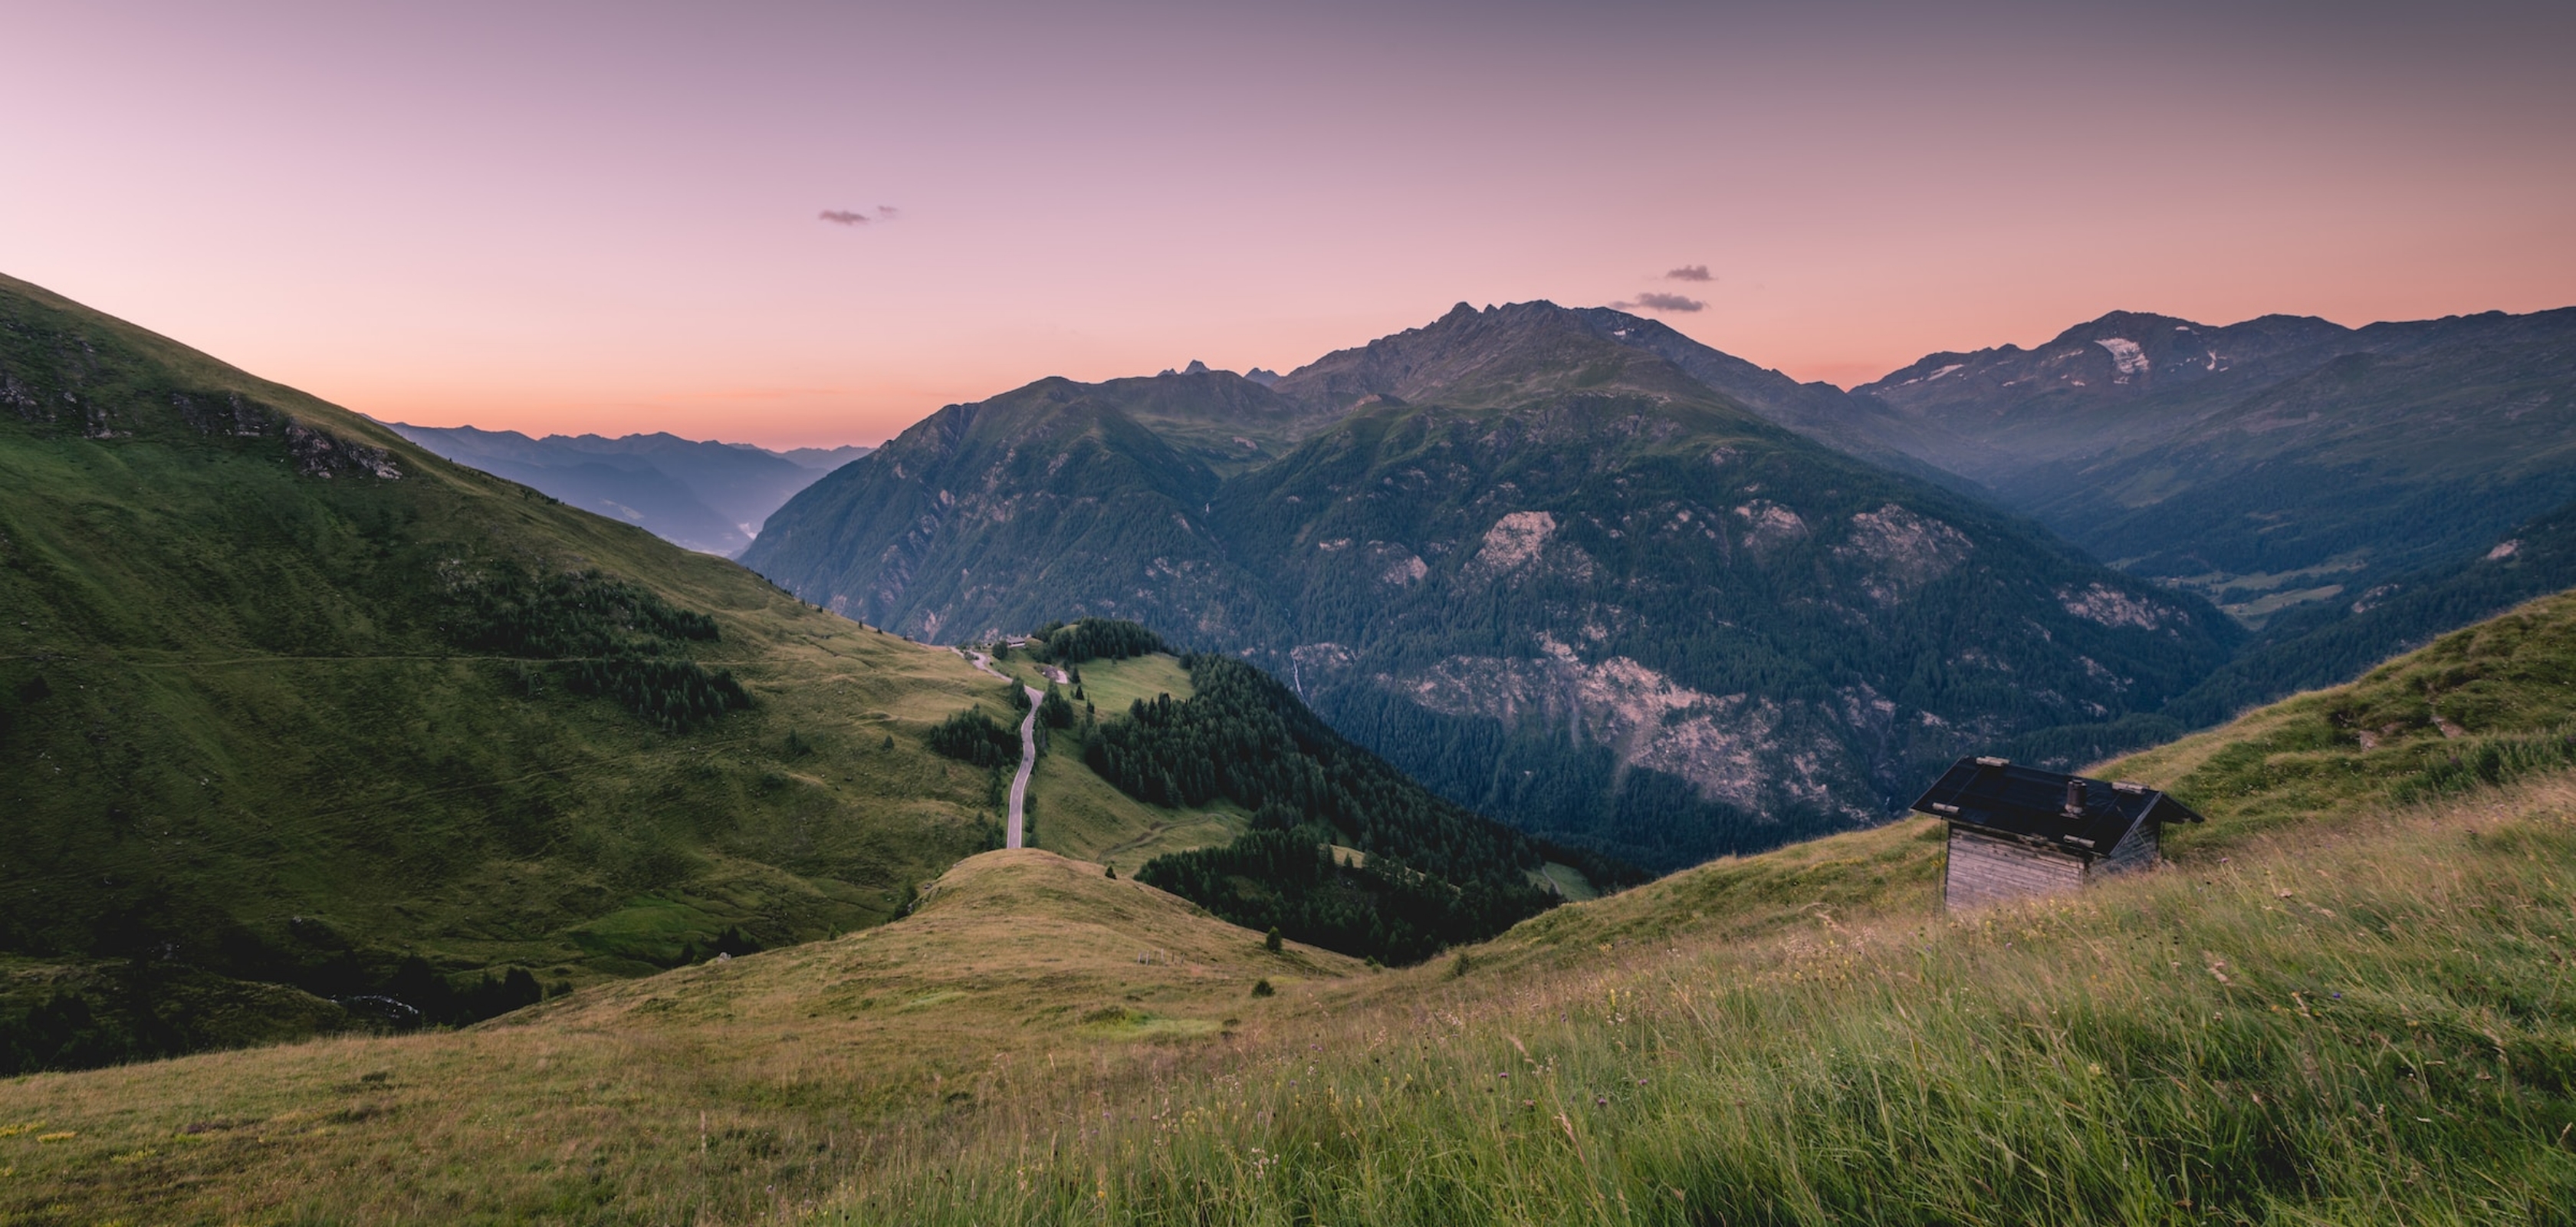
[1379,635,1866,818]
[284,422,402,479]
[1471,511,1557,574]
[2056,583,2169,630]
[1836,504,1970,604]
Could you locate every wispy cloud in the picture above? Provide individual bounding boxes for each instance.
[820,206,902,225]
[1613,291,1706,314]
[1664,265,1712,281]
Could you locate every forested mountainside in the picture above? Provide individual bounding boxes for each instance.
[1843,307,2576,626]
[1089,652,1641,962]
[0,272,1009,1071]
[384,423,866,557]
[749,302,2237,870]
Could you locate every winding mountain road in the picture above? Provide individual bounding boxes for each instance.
[959,648,1044,848]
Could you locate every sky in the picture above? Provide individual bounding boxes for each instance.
[5,1,2573,449]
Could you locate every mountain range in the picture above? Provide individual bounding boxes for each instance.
[382,423,871,557]
[744,303,2242,869]
[1849,307,2576,626]
[745,298,2576,868]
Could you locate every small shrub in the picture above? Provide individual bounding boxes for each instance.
[1249,979,1274,998]
[1263,926,1283,953]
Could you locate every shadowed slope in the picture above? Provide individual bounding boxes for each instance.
[0,271,1010,1069]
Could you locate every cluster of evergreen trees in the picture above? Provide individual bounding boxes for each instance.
[1024,617,1165,664]
[449,563,720,656]
[0,956,557,1075]
[1037,682,1076,729]
[445,561,749,732]
[560,653,752,733]
[1093,653,1635,963]
[927,706,1020,768]
[1136,828,1543,965]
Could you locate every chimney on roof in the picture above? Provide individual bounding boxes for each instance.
[2063,778,2085,818]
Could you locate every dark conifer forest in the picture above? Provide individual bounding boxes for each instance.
[1096,652,1641,963]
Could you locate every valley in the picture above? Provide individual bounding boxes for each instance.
[746,303,2243,869]
[745,299,2576,869]
[6,587,2572,1223]
[383,424,869,558]
[2,272,2572,1224]
[14,5,2571,1222]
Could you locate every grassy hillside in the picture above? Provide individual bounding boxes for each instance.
[0,271,1011,1070]
[9,589,2575,1222]
[0,850,1359,1222]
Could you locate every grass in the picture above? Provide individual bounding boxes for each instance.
[0,850,1360,1222]
[2114,586,2576,846]
[991,650,1197,715]
[0,270,1016,1055]
[9,589,2576,1220]
[817,777,2576,1225]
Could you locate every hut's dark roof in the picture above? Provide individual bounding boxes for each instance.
[1909,757,2203,854]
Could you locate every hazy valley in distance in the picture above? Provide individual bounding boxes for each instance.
[383,422,872,558]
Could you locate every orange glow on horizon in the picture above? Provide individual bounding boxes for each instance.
[5,2,2570,450]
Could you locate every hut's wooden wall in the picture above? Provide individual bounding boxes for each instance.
[1944,827,2085,910]
[2096,822,2160,876]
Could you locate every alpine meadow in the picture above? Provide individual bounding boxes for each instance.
[6,2,2576,1218]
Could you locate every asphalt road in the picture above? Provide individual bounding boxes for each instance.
[960,648,1044,848]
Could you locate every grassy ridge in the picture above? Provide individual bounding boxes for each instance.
[833,782,2576,1225]
[0,850,1359,1222]
[0,271,1011,1066]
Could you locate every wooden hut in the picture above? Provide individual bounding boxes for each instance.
[1910,755,2204,910]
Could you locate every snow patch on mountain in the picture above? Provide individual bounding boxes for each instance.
[2095,337,2149,380]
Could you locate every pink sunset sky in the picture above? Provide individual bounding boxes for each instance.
[6,0,2573,449]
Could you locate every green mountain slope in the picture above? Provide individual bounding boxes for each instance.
[752,302,2240,870]
[0,271,1014,1070]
